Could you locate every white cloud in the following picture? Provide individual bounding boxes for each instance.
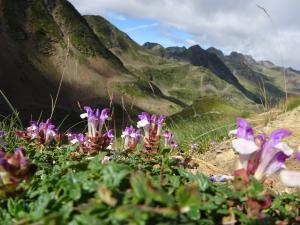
[123,22,159,32]
[185,39,198,46]
[69,0,300,69]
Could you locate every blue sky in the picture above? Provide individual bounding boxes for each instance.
[104,11,197,48]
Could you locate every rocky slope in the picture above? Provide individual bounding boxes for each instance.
[150,44,261,103]
[207,48,300,103]
[85,17,257,111]
[0,0,180,121]
[1,0,299,123]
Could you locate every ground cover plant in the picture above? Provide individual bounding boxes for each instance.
[0,108,299,225]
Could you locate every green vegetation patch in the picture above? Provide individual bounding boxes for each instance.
[2,0,27,39]
[169,97,250,151]
[287,96,300,111]
[53,1,107,57]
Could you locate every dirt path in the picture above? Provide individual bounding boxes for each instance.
[191,106,300,193]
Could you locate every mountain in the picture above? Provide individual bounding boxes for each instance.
[144,44,261,103]
[0,0,181,121]
[1,0,299,123]
[86,16,256,110]
[206,48,300,102]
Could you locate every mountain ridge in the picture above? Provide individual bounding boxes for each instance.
[1,0,300,122]
[0,0,183,120]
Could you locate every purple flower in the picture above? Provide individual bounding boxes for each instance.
[121,126,141,150]
[131,129,142,143]
[189,143,199,155]
[164,130,178,150]
[296,152,300,162]
[137,112,150,125]
[138,112,150,124]
[0,149,5,158]
[107,129,114,140]
[80,106,93,119]
[26,121,39,139]
[0,148,36,186]
[231,118,259,170]
[67,132,85,145]
[17,119,61,145]
[137,112,151,138]
[209,175,233,183]
[156,115,166,135]
[38,119,58,144]
[106,129,114,150]
[150,115,157,124]
[263,152,289,177]
[99,108,111,131]
[164,131,173,142]
[157,115,166,125]
[237,118,254,139]
[253,129,293,180]
[81,107,98,138]
[80,106,111,138]
[231,118,294,181]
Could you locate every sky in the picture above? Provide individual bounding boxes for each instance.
[69,0,300,69]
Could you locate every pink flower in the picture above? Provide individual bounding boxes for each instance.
[164,130,178,150]
[121,126,141,150]
[231,118,293,181]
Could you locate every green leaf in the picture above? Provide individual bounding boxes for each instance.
[176,183,202,209]
[102,163,131,189]
[31,192,55,220]
[59,201,73,221]
[160,148,171,156]
[130,172,148,201]
[114,205,148,225]
[97,186,117,207]
[196,174,210,192]
[88,152,107,171]
[187,207,201,220]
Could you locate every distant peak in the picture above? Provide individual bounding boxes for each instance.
[257,60,275,68]
[229,51,242,57]
[188,44,204,51]
[206,47,224,58]
[228,51,256,65]
[165,46,187,52]
[142,42,163,49]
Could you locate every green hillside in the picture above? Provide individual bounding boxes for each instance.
[2,0,300,123]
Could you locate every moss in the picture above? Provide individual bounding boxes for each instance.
[171,97,244,122]
[115,82,148,98]
[287,97,300,111]
[142,65,189,85]
[53,1,106,57]
[51,1,125,71]
[2,0,27,39]
[168,89,202,103]
[3,0,63,52]
[3,0,62,53]
[77,54,89,65]
[29,1,61,39]
[85,15,140,52]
